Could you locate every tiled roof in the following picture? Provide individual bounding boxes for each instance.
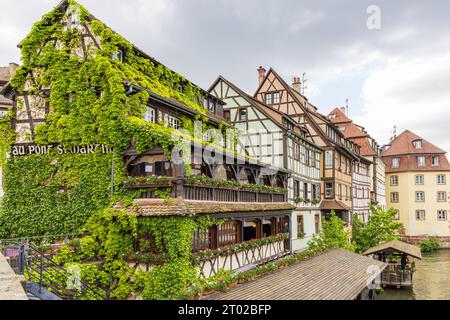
[327,108,379,157]
[328,107,351,124]
[118,199,295,217]
[382,130,446,156]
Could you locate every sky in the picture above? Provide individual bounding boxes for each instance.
[1,0,449,153]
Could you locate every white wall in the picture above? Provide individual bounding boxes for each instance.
[291,210,321,252]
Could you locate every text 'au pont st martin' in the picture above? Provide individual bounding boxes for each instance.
[11,144,113,156]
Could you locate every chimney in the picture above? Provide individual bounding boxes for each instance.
[257,66,266,85]
[9,62,18,76]
[292,76,301,93]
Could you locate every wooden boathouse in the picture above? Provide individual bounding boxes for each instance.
[364,240,422,288]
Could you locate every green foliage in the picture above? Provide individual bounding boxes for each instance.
[420,237,440,253]
[0,151,120,238]
[307,211,355,252]
[352,205,404,253]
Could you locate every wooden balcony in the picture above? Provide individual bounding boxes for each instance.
[124,177,288,203]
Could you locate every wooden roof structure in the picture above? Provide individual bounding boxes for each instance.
[363,240,423,260]
[203,248,387,300]
[118,199,295,218]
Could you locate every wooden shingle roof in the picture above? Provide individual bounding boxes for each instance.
[363,240,422,260]
[118,199,295,217]
[204,248,387,300]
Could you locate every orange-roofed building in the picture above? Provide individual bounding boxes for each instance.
[382,130,450,247]
[327,107,387,221]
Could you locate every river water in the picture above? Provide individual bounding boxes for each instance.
[377,250,450,300]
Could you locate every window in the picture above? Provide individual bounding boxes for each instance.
[437,174,446,185]
[325,182,333,198]
[338,184,342,199]
[390,175,399,186]
[315,214,321,234]
[273,92,280,104]
[192,227,212,252]
[265,93,273,105]
[144,107,156,123]
[325,151,333,168]
[438,210,447,221]
[415,191,425,202]
[312,184,319,200]
[392,158,400,168]
[239,108,247,121]
[432,156,440,166]
[217,221,240,247]
[111,49,123,62]
[223,110,231,122]
[437,192,447,202]
[391,192,399,203]
[297,215,304,237]
[294,180,300,198]
[338,126,346,132]
[415,175,424,185]
[294,143,300,160]
[413,140,423,149]
[208,100,216,113]
[416,210,426,221]
[417,156,426,167]
[303,183,309,201]
[393,210,400,220]
[167,116,179,129]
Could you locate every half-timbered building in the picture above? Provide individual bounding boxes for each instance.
[208,76,322,252]
[254,68,362,225]
[328,107,386,220]
[0,0,295,278]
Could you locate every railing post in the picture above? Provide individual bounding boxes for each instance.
[18,244,25,275]
[173,178,185,199]
[39,253,43,293]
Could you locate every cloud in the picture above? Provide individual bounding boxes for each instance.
[0,0,449,154]
[356,52,450,153]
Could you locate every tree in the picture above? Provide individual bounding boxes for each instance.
[352,205,404,254]
[307,211,355,252]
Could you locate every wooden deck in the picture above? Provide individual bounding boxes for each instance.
[203,248,387,300]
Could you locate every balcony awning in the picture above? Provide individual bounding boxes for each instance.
[203,248,387,300]
[117,199,295,217]
[320,199,351,211]
[363,240,422,260]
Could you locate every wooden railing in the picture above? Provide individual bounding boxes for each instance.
[127,178,288,203]
[194,239,289,278]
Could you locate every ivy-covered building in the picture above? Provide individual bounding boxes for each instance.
[0,0,299,298]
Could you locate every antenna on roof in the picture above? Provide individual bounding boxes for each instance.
[345,98,349,116]
[390,125,397,142]
[301,72,308,95]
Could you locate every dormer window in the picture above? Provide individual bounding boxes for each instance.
[413,140,423,149]
[432,156,440,166]
[417,156,426,167]
[112,49,124,62]
[392,158,400,168]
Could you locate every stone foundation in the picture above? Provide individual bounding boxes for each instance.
[402,236,450,249]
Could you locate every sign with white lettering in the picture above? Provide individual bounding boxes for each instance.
[11,144,113,156]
